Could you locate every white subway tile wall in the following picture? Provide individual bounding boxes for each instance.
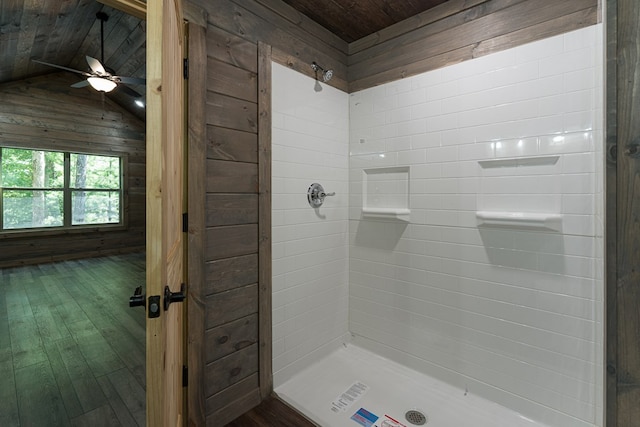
[271,63,350,387]
[272,24,604,427]
[349,25,603,427]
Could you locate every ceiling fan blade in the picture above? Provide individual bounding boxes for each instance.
[32,59,90,76]
[117,84,142,98]
[86,56,107,75]
[114,76,146,86]
[71,80,90,88]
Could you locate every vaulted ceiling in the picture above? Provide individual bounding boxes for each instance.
[0,1,146,119]
[0,0,451,120]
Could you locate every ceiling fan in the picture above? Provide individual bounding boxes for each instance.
[32,11,145,97]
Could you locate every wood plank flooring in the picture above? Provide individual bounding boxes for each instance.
[225,395,318,427]
[0,253,146,427]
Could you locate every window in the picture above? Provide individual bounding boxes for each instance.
[0,148,122,231]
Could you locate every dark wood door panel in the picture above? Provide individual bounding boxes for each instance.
[206,314,259,362]
[206,373,259,416]
[207,126,258,163]
[206,194,259,227]
[206,160,259,193]
[205,254,259,295]
[207,57,258,102]
[205,225,259,261]
[206,284,259,329]
[206,92,258,133]
[205,343,259,397]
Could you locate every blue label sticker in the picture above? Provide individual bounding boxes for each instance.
[350,407,379,427]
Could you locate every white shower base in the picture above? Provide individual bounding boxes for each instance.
[275,344,547,427]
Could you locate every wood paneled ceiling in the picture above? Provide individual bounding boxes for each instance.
[282,0,450,42]
[0,0,452,118]
[0,0,146,119]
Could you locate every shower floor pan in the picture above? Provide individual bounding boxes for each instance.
[275,344,547,427]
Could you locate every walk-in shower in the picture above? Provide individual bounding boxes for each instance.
[273,24,604,427]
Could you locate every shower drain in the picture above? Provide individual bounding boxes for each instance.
[405,409,428,425]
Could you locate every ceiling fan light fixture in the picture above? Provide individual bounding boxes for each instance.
[87,76,116,92]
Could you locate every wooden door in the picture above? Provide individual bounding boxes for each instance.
[146,0,186,426]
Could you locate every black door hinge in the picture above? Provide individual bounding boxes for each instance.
[182,212,188,232]
[183,58,189,79]
[182,365,188,387]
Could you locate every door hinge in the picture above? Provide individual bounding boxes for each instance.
[183,58,189,79]
[182,212,188,233]
[182,365,188,387]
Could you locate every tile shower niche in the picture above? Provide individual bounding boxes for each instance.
[361,166,410,221]
[476,155,563,231]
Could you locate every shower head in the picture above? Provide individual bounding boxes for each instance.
[311,62,333,83]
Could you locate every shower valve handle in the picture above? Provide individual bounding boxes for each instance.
[307,183,335,208]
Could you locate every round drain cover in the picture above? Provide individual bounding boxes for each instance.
[405,409,428,425]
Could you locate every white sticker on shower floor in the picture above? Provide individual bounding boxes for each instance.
[331,381,369,413]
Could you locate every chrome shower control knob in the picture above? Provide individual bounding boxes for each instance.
[307,183,334,208]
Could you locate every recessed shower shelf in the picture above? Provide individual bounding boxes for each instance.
[476,211,562,231]
[361,207,411,221]
[478,155,560,168]
[362,166,410,222]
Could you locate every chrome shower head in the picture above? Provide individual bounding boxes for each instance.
[311,62,333,83]
[322,68,333,82]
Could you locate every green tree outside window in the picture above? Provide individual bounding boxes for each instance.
[0,148,122,230]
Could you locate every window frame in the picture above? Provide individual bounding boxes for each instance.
[0,146,127,234]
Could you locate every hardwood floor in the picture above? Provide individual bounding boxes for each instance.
[225,396,318,427]
[0,253,146,427]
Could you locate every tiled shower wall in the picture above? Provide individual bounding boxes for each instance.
[271,63,350,387]
[349,25,604,427]
[272,24,604,427]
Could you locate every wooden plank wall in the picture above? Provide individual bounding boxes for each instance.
[605,0,618,424]
[187,0,347,425]
[201,11,261,426]
[196,0,348,91]
[348,0,599,92]
[609,0,640,424]
[257,41,273,402]
[202,24,261,425]
[0,72,145,268]
[185,0,604,424]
